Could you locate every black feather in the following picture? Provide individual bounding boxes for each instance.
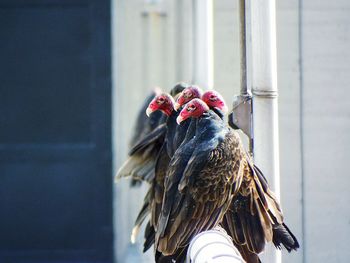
[272,223,300,252]
[143,222,155,252]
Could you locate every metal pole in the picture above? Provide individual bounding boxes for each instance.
[229,0,254,155]
[239,0,248,96]
[239,0,254,155]
[250,0,281,263]
[192,0,213,89]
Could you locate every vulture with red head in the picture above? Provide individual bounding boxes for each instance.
[118,85,299,263]
[155,98,238,256]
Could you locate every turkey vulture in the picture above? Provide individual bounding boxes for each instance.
[155,98,239,257]
[156,96,299,263]
[124,87,299,263]
[131,91,187,250]
[116,83,188,186]
[145,91,231,262]
[130,86,189,243]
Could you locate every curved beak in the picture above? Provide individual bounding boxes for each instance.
[146,107,154,117]
[176,115,184,125]
[174,102,181,111]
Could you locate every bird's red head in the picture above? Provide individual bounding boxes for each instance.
[175,86,203,110]
[146,93,175,117]
[176,98,210,124]
[201,90,228,114]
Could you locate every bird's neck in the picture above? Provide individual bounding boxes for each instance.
[211,108,224,119]
[162,107,174,117]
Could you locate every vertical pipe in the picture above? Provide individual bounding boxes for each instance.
[250,0,281,262]
[238,0,254,154]
[239,0,247,96]
[192,0,213,89]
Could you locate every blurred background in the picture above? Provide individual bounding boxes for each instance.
[0,0,349,262]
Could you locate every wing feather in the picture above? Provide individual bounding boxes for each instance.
[157,135,233,255]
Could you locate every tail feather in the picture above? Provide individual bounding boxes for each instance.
[115,155,155,183]
[253,193,273,242]
[222,210,245,245]
[131,195,151,243]
[222,196,266,255]
[252,163,299,252]
[272,223,300,252]
[143,222,156,252]
[250,163,283,225]
[225,160,299,257]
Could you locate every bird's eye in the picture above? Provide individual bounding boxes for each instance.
[187,105,196,111]
[184,92,192,99]
[209,95,217,101]
[157,97,165,104]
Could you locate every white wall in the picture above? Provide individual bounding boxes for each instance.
[113,0,350,262]
[277,1,303,263]
[300,1,350,262]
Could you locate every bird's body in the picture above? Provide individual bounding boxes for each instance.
[156,97,299,262]
[143,94,200,258]
[129,92,188,252]
[124,86,187,245]
[142,109,178,250]
[120,87,299,263]
[156,106,240,256]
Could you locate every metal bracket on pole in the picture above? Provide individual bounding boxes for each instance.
[228,94,252,138]
[228,94,253,154]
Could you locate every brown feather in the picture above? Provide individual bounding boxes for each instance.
[156,128,237,256]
